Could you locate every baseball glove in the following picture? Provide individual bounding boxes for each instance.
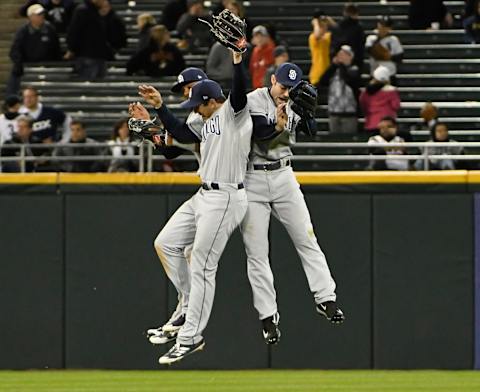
[128,117,165,148]
[199,9,247,53]
[369,42,391,61]
[289,81,317,119]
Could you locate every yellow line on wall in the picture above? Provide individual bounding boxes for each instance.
[0,171,477,185]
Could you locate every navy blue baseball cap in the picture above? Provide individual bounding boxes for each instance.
[274,63,303,87]
[171,67,208,93]
[180,79,225,109]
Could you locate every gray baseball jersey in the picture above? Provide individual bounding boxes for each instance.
[247,87,300,163]
[241,88,337,321]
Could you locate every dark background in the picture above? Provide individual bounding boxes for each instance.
[0,184,474,369]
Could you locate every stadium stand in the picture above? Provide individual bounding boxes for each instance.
[3,0,480,170]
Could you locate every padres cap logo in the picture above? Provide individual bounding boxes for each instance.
[288,69,297,80]
[178,74,184,83]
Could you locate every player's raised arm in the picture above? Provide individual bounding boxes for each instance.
[230,50,248,113]
[138,84,200,144]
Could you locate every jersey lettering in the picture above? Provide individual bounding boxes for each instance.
[32,119,52,132]
[202,115,221,141]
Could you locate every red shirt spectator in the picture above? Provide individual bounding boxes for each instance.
[249,25,275,89]
[359,65,401,132]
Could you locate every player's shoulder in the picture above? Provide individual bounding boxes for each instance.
[247,87,270,109]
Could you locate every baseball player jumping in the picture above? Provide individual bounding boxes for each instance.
[138,49,252,364]
[244,62,345,345]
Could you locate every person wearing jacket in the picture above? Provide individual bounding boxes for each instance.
[359,65,401,133]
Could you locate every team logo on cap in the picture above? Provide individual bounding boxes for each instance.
[288,69,297,80]
[178,74,184,83]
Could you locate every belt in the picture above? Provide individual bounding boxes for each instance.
[253,159,291,171]
[201,182,244,190]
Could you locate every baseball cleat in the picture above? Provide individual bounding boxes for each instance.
[316,301,345,324]
[262,312,281,345]
[162,314,186,332]
[159,340,205,365]
[149,328,177,345]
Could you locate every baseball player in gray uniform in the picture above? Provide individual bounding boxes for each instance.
[243,62,345,345]
[130,68,206,346]
[138,50,252,364]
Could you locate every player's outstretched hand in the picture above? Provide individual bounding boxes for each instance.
[138,85,163,109]
[128,102,151,120]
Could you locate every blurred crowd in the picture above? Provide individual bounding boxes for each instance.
[1,0,478,172]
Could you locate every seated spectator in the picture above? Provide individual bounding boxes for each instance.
[161,0,187,31]
[409,0,453,30]
[54,120,104,172]
[7,4,61,95]
[249,25,275,89]
[66,0,126,80]
[367,116,408,171]
[127,25,185,77]
[0,95,22,145]
[365,16,403,83]
[175,0,212,53]
[19,0,77,33]
[1,115,37,172]
[319,45,360,133]
[308,14,334,85]
[330,3,365,71]
[415,122,464,170]
[464,0,480,42]
[107,118,138,172]
[136,13,157,50]
[264,46,289,88]
[19,86,71,143]
[359,65,401,133]
[410,102,439,134]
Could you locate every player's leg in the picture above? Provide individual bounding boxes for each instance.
[271,168,345,324]
[240,200,280,344]
[159,187,248,364]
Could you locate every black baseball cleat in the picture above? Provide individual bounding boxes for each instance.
[158,340,205,365]
[262,312,281,345]
[148,328,177,345]
[162,314,186,333]
[316,301,345,324]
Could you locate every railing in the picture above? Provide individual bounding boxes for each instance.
[0,141,478,172]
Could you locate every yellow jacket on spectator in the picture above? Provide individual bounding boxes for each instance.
[309,31,331,85]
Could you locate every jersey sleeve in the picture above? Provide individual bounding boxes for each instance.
[186,111,204,139]
[247,90,268,118]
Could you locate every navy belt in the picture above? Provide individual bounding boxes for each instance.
[201,182,244,190]
[253,159,290,171]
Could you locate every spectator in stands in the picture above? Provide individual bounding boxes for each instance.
[7,4,61,95]
[1,115,37,172]
[308,14,334,85]
[263,46,289,88]
[19,0,77,33]
[319,45,360,134]
[367,116,408,170]
[359,65,401,133]
[249,25,275,89]
[107,118,138,172]
[0,96,22,146]
[176,0,212,53]
[136,13,157,50]
[410,102,439,134]
[161,0,187,31]
[464,0,480,42]
[65,0,126,80]
[19,86,71,143]
[409,0,453,30]
[54,120,104,172]
[365,16,403,83]
[126,25,185,77]
[330,3,365,71]
[414,122,464,170]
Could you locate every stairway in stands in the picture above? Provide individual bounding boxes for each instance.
[14,0,479,170]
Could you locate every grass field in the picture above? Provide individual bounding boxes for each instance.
[1,370,480,392]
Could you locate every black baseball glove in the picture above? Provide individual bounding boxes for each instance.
[289,80,318,119]
[199,9,247,53]
[127,117,165,148]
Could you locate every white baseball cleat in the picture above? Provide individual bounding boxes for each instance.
[159,340,205,365]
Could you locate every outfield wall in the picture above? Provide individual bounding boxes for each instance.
[0,172,476,370]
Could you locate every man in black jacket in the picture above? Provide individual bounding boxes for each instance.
[329,3,365,71]
[66,0,126,80]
